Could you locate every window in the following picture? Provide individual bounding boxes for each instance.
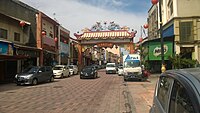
[45,66,52,71]
[14,32,20,41]
[169,80,195,113]
[39,67,45,72]
[169,2,173,16]
[0,28,7,39]
[179,22,193,42]
[167,1,173,20]
[157,76,172,110]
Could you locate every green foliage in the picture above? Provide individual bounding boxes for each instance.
[168,54,197,69]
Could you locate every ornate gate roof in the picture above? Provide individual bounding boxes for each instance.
[74,21,137,40]
[74,30,136,40]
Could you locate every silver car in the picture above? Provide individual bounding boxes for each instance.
[150,68,200,113]
[69,65,78,75]
[15,66,54,85]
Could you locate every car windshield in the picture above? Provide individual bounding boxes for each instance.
[106,64,115,67]
[23,67,39,74]
[124,60,140,68]
[53,67,63,70]
[118,66,123,69]
[69,66,73,69]
[82,66,93,71]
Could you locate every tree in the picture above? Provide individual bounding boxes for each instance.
[168,54,197,69]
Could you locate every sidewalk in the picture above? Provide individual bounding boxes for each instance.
[126,73,160,113]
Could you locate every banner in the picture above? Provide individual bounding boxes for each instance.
[0,42,13,56]
[149,42,173,60]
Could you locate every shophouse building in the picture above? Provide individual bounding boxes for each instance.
[146,0,200,72]
[0,0,39,82]
[36,12,59,66]
[58,26,70,65]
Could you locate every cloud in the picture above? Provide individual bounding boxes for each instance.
[19,0,149,42]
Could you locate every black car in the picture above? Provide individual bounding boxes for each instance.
[150,68,200,113]
[80,66,98,79]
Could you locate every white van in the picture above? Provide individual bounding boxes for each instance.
[106,63,117,74]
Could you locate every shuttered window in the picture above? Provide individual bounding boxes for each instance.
[179,22,193,42]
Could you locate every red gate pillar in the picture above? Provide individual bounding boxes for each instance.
[129,42,134,54]
[77,44,82,71]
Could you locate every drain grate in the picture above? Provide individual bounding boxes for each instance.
[6,91,15,93]
[53,86,63,88]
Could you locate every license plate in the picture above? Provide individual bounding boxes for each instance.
[130,76,135,78]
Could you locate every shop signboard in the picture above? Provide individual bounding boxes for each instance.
[60,42,69,57]
[0,42,13,56]
[149,41,173,60]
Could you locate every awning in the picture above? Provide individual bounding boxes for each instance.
[0,40,13,44]
[3,13,31,25]
[75,30,135,40]
[43,49,57,55]
[163,24,174,38]
[0,54,29,60]
[14,44,41,51]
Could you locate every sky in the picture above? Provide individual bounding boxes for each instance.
[19,0,152,43]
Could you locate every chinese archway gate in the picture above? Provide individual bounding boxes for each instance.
[74,21,137,69]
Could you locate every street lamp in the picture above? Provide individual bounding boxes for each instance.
[151,0,166,72]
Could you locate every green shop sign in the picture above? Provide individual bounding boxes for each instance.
[149,42,173,60]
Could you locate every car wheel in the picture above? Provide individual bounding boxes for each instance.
[61,74,64,79]
[32,78,38,85]
[50,76,54,82]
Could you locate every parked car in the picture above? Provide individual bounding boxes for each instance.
[80,66,98,79]
[117,66,123,76]
[53,65,70,78]
[150,68,200,113]
[91,64,100,70]
[69,65,78,75]
[106,63,117,74]
[15,66,54,85]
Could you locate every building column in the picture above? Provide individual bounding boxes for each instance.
[36,13,43,66]
[77,44,82,70]
[195,45,199,62]
[175,43,180,54]
[129,42,134,54]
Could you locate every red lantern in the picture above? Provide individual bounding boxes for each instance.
[42,31,46,36]
[64,40,67,43]
[143,24,148,29]
[19,21,25,27]
[151,0,158,5]
[139,37,143,42]
[54,37,58,42]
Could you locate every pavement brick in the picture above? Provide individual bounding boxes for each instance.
[0,70,158,113]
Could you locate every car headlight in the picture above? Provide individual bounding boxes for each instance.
[15,74,18,78]
[138,71,142,75]
[57,72,62,74]
[24,74,33,79]
[124,71,128,75]
[80,72,83,74]
[91,72,94,74]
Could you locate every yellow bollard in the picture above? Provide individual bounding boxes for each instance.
[161,64,166,73]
